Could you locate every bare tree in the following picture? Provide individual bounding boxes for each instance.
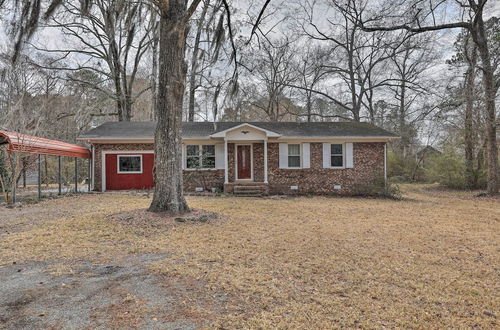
[244,38,298,121]
[292,45,329,122]
[360,0,498,194]
[288,0,412,122]
[387,35,439,156]
[186,0,241,123]
[463,33,479,189]
[32,0,157,121]
[149,10,160,121]
[188,0,212,122]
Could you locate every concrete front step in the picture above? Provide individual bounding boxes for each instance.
[234,189,264,194]
[233,184,268,196]
[233,193,262,196]
[234,185,263,191]
[224,182,269,195]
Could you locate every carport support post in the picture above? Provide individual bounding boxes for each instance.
[37,154,41,200]
[58,156,62,195]
[12,153,16,204]
[74,157,78,193]
[224,139,228,184]
[87,158,91,192]
[264,139,268,184]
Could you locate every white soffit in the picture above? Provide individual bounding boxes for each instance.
[210,123,281,138]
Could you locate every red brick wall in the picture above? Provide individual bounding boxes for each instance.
[93,143,225,192]
[92,142,385,194]
[183,169,225,192]
[266,142,385,194]
[227,143,235,182]
[253,143,264,182]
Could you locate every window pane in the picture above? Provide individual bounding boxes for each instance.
[202,156,215,168]
[331,144,343,155]
[186,145,199,156]
[331,155,343,167]
[288,144,300,156]
[288,155,301,167]
[202,145,215,156]
[119,156,141,172]
[187,156,200,169]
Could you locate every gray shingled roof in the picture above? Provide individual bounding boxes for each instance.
[78,121,397,140]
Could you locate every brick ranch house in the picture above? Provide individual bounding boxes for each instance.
[77,121,397,195]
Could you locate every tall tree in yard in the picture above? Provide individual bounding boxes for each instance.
[463,33,479,189]
[150,0,269,212]
[148,0,199,213]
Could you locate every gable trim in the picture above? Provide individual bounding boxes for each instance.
[210,123,281,138]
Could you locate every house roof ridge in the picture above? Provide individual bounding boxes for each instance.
[78,121,398,141]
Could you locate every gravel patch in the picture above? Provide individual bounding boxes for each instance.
[0,254,198,329]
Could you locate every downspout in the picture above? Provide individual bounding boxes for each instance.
[91,144,95,191]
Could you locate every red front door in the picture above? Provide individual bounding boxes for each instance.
[237,145,251,179]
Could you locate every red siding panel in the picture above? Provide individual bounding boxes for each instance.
[105,153,154,190]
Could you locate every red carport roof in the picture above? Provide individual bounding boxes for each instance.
[0,130,91,159]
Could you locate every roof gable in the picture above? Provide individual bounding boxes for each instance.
[210,123,281,138]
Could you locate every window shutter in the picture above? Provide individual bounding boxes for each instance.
[279,143,288,168]
[346,142,354,168]
[302,143,310,168]
[181,144,186,169]
[215,144,225,169]
[322,143,330,168]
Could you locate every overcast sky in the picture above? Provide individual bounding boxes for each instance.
[2,0,497,65]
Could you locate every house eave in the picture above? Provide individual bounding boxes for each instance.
[276,136,399,142]
[78,135,399,144]
[77,138,155,144]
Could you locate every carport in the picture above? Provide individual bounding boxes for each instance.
[0,130,91,203]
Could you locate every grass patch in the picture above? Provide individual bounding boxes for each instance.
[0,186,498,328]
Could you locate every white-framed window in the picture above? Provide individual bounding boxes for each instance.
[117,155,143,174]
[331,144,344,167]
[186,145,216,169]
[287,144,301,168]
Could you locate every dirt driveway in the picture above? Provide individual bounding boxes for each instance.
[0,186,498,328]
[0,254,197,329]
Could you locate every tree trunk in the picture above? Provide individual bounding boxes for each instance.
[149,0,189,214]
[464,35,477,189]
[475,139,486,187]
[109,45,130,122]
[306,91,312,122]
[471,15,499,195]
[150,21,159,121]
[121,66,133,121]
[124,96,132,121]
[367,88,375,124]
[398,78,407,156]
[188,0,210,122]
[113,81,129,121]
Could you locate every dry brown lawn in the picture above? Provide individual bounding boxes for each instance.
[0,185,498,328]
